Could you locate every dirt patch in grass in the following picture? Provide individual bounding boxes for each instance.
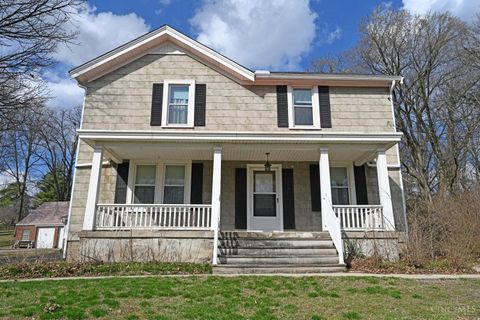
[0,276,478,319]
[349,256,480,274]
[0,261,211,279]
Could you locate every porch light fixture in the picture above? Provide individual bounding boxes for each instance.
[264,153,272,172]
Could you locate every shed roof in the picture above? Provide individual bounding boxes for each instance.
[17,201,69,226]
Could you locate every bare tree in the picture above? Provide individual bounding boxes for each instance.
[36,106,81,202]
[310,8,480,201]
[0,0,83,131]
[0,108,44,220]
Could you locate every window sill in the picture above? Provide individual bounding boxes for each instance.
[288,126,322,130]
[161,125,194,129]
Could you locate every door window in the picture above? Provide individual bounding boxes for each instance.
[253,171,276,217]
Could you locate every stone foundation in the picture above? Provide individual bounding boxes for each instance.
[343,231,407,261]
[66,230,213,263]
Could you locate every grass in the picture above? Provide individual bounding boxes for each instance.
[0,276,478,319]
[0,229,14,248]
[0,261,212,279]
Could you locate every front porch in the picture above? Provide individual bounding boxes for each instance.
[74,131,403,264]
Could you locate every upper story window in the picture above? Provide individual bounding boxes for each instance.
[287,86,320,129]
[162,80,195,127]
[293,89,313,125]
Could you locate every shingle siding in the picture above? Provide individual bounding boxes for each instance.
[82,53,395,133]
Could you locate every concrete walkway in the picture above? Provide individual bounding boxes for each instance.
[0,272,479,283]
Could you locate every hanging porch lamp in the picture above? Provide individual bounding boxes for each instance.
[264,152,272,172]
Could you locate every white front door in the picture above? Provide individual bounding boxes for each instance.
[247,164,283,232]
[36,227,55,248]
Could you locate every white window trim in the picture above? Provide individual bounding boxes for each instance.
[126,160,192,204]
[129,162,158,203]
[329,162,357,205]
[161,79,196,128]
[162,163,192,204]
[287,86,321,129]
[22,230,31,241]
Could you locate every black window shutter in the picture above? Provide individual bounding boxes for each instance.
[318,86,332,128]
[309,164,321,211]
[276,85,288,127]
[194,84,206,126]
[114,161,130,204]
[282,168,295,229]
[354,165,369,205]
[235,168,247,229]
[190,163,203,204]
[150,83,163,126]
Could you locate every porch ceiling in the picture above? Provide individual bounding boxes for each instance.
[79,130,401,165]
[95,142,388,164]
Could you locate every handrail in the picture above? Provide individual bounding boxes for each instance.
[322,196,344,264]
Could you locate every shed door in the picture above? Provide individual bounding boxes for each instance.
[36,227,55,248]
[57,227,65,249]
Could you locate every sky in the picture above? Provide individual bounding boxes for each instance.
[44,0,479,110]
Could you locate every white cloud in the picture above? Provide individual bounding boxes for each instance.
[0,171,15,189]
[46,4,150,108]
[190,0,318,70]
[45,76,84,109]
[325,27,342,44]
[55,4,150,66]
[402,0,479,21]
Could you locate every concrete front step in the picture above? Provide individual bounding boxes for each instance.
[218,255,339,265]
[218,247,338,256]
[219,231,331,240]
[213,264,346,274]
[218,239,335,248]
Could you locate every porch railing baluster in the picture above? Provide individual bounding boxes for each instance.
[333,205,385,231]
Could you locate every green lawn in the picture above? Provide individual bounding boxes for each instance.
[0,276,478,319]
[0,229,14,248]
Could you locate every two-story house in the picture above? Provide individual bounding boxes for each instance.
[65,25,406,273]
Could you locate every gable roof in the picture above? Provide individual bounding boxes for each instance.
[69,24,402,87]
[70,25,255,84]
[17,201,69,226]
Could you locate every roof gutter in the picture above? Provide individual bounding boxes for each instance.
[254,71,402,83]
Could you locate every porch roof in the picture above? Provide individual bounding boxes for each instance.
[78,129,401,165]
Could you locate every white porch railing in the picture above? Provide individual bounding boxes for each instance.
[95,204,212,230]
[333,205,384,230]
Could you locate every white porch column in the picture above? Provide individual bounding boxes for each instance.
[376,149,395,230]
[211,146,222,265]
[319,148,333,230]
[83,146,104,231]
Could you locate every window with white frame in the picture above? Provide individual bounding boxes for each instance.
[133,165,156,204]
[293,88,313,125]
[330,167,350,205]
[162,80,195,127]
[163,165,186,204]
[288,86,320,128]
[22,229,31,241]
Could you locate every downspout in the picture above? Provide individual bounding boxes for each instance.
[63,84,87,259]
[391,78,408,234]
